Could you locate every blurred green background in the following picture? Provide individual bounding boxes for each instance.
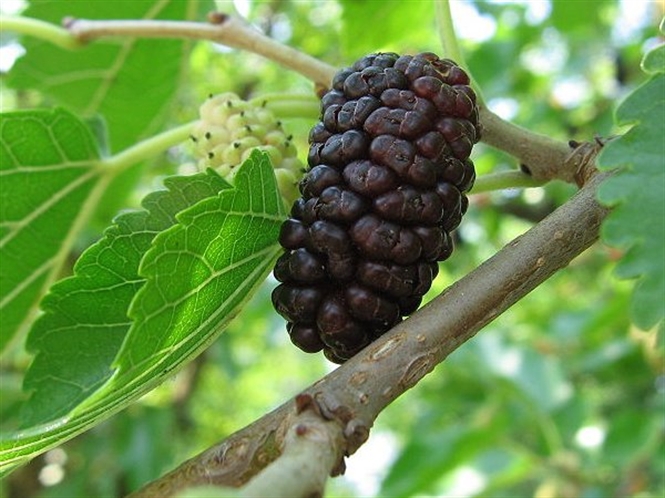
[1,0,663,497]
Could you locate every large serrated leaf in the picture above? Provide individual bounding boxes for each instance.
[597,62,665,330]
[7,0,201,152]
[114,151,286,379]
[0,108,105,352]
[0,151,286,476]
[19,170,231,428]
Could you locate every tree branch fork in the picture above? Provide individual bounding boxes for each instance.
[3,10,610,498]
[66,12,608,498]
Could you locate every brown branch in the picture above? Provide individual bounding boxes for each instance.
[129,167,609,498]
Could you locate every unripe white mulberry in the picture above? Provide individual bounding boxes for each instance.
[190,93,304,203]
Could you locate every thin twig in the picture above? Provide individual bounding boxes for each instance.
[62,15,581,185]
[129,169,609,498]
[471,170,545,193]
[0,15,81,50]
[64,15,337,89]
[479,106,575,182]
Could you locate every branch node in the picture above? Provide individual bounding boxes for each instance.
[295,392,315,414]
[313,392,353,424]
[295,423,309,436]
[62,16,76,29]
[566,137,604,187]
[330,458,346,478]
[343,418,371,455]
[207,11,229,25]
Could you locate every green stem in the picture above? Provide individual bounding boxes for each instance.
[100,121,196,172]
[250,92,318,104]
[266,100,320,120]
[0,15,81,50]
[250,93,320,120]
[471,171,546,194]
[435,0,486,107]
[479,107,575,183]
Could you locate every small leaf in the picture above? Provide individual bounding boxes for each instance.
[0,108,103,352]
[380,423,499,497]
[0,151,285,476]
[477,335,572,412]
[597,72,665,330]
[20,170,231,427]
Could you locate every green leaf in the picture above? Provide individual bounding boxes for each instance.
[0,151,286,476]
[380,423,499,496]
[476,335,572,412]
[7,0,201,152]
[597,72,665,330]
[19,170,231,428]
[0,108,105,353]
[642,44,665,75]
[603,410,663,466]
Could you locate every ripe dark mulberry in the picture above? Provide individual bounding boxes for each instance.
[272,52,480,363]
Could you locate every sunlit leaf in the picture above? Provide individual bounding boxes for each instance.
[6,0,206,227]
[549,0,614,34]
[19,170,230,427]
[114,151,286,382]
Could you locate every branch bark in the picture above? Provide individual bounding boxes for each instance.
[130,168,609,498]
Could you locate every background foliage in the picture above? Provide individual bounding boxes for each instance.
[0,0,663,497]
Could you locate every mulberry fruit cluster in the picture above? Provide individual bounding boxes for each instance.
[272,52,480,363]
[190,92,303,202]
